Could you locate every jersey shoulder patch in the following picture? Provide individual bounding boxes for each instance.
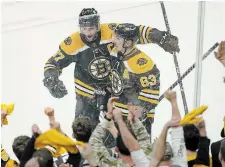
[60,32,86,55]
[125,51,154,74]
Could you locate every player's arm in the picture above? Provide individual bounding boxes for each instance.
[44,36,78,78]
[43,35,78,98]
[137,25,180,54]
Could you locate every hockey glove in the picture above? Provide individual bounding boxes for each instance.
[43,76,68,98]
[149,28,180,54]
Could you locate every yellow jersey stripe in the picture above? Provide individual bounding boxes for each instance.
[138,96,159,104]
[74,79,95,91]
[44,67,57,71]
[145,27,153,43]
[114,102,140,110]
[142,89,160,95]
[147,113,154,118]
[139,26,144,44]
[75,89,93,99]
[114,102,128,109]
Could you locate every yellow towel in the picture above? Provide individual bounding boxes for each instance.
[35,129,85,156]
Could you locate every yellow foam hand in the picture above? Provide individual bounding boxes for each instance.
[1,103,15,125]
[180,105,208,126]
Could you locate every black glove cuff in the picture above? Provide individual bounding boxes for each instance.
[148,28,166,44]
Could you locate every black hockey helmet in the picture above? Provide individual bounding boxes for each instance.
[79,8,100,29]
[114,23,139,42]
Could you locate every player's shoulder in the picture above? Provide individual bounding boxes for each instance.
[125,49,155,74]
[59,31,87,55]
[100,23,118,41]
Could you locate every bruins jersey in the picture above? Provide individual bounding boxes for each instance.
[1,149,18,167]
[110,47,160,118]
[44,24,153,99]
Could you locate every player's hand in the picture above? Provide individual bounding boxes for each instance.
[161,32,180,54]
[43,76,68,98]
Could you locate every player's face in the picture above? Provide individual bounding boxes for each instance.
[112,34,125,52]
[81,26,98,41]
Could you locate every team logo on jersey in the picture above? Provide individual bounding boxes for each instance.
[88,57,111,80]
[137,58,148,66]
[111,69,124,95]
[64,37,72,45]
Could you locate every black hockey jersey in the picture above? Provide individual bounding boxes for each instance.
[110,47,160,118]
[44,24,153,99]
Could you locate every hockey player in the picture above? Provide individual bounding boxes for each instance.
[109,23,161,137]
[43,8,179,129]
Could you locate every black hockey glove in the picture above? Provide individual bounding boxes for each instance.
[149,28,180,54]
[43,76,68,98]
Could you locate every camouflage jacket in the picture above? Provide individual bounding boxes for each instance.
[89,119,152,167]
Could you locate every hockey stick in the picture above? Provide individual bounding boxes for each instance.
[160,1,189,114]
[159,42,219,102]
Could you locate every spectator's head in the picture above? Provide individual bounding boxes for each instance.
[32,148,53,167]
[12,135,30,160]
[151,140,173,166]
[183,124,200,151]
[72,116,93,142]
[115,130,136,166]
[162,142,173,161]
[25,157,40,167]
[219,139,225,166]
